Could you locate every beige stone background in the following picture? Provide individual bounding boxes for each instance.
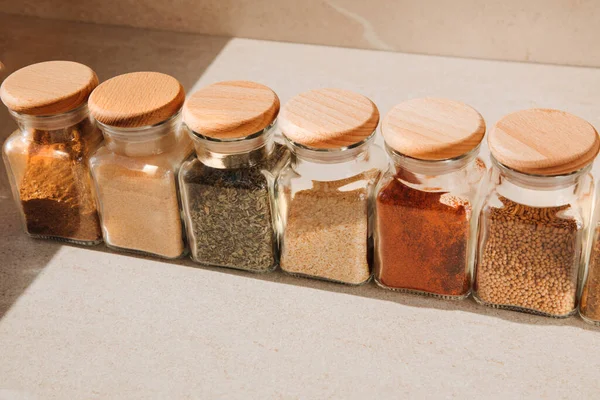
[1,0,599,67]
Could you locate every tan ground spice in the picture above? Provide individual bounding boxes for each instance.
[281,171,378,285]
[93,161,185,259]
[475,196,580,316]
[580,228,600,323]
[14,122,102,243]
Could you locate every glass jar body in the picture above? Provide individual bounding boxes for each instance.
[179,127,290,273]
[474,159,594,317]
[580,183,600,325]
[276,137,387,285]
[2,107,103,244]
[374,148,486,299]
[89,115,193,259]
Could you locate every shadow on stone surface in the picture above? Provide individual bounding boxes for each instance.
[0,13,230,319]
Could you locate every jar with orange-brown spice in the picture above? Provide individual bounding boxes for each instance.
[1,61,103,244]
[374,98,487,299]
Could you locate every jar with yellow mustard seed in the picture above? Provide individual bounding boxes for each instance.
[474,109,599,317]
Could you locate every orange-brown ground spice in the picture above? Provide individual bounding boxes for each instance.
[18,123,102,242]
[375,177,471,297]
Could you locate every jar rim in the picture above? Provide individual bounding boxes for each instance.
[283,129,377,153]
[491,154,591,179]
[188,121,274,143]
[9,102,88,121]
[385,142,481,164]
[94,109,181,134]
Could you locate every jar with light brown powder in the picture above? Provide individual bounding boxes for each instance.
[88,72,192,259]
[475,109,598,318]
[1,61,103,244]
[276,88,387,285]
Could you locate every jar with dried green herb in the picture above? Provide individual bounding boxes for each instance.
[88,72,192,259]
[1,61,103,244]
[475,109,598,318]
[179,81,289,272]
[276,88,386,285]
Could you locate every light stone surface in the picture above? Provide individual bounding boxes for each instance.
[1,13,600,400]
[1,0,600,67]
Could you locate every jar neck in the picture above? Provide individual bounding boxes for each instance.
[492,155,592,207]
[386,143,480,175]
[385,143,483,192]
[188,124,276,169]
[98,112,183,157]
[10,104,94,143]
[285,132,375,164]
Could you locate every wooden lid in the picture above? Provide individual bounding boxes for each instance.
[489,108,600,175]
[279,88,379,149]
[183,80,279,139]
[0,61,98,115]
[381,98,486,160]
[88,72,185,128]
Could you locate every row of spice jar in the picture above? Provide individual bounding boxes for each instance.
[3,61,600,324]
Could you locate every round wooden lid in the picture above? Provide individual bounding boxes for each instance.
[88,72,185,128]
[489,108,600,175]
[381,98,486,160]
[183,81,279,139]
[0,61,98,115]
[279,88,379,149]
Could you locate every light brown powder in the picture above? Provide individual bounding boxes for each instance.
[92,162,185,259]
[281,173,376,285]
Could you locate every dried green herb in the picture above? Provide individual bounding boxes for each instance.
[181,143,289,272]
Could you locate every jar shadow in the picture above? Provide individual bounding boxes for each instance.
[0,13,232,320]
[82,244,598,331]
[0,168,62,318]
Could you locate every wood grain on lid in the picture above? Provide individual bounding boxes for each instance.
[279,88,379,149]
[88,72,184,128]
[0,61,98,115]
[382,98,486,160]
[489,108,600,175]
[183,81,279,139]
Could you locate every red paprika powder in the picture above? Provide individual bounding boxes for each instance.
[375,177,471,296]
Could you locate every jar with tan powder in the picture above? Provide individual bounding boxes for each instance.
[88,72,193,259]
[276,88,387,285]
[474,109,599,318]
[1,61,103,244]
[375,98,487,299]
[179,81,289,272]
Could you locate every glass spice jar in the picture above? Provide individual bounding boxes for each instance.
[374,98,487,299]
[1,61,103,244]
[276,88,387,285]
[88,72,192,259]
[475,109,599,318]
[179,81,289,272]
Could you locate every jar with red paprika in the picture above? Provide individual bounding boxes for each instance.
[374,98,487,299]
